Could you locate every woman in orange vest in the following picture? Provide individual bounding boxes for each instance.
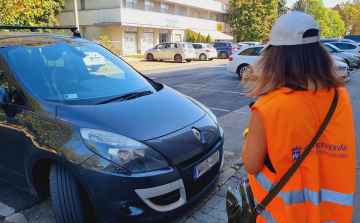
[242,11,355,223]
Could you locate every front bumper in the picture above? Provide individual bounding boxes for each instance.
[78,117,224,223]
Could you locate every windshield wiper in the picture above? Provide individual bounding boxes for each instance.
[96,91,153,105]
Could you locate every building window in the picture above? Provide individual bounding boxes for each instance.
[145,1,154,11]
[81,27,87,38]
[175,34,182,42]
[175,6,182,15]
[198,10,204,19]
[126,0,137,9]
[188,9,193,17]
[80,0,85,10]
[161,4,169,13]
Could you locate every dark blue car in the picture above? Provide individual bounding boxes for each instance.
[0,27,224,223]
[211,41,238,59]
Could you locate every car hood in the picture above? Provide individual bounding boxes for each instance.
[56,86,206,141]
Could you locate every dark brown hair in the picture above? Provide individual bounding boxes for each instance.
[243,41,345,97]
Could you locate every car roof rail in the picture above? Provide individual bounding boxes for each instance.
[0,26,81,37]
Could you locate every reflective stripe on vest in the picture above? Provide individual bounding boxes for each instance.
[255,199,277,223]
[254,172,354,206]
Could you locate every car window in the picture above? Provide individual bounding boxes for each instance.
[2,41,154,105]
[184,44,194,49]
[348,44,356,49]
[324,45,334,52]
[333,43,350,50]
[156,43,166,49]
[239,48,256,55]
[206,45,215,49]
[252,47,264,56]
[192,44,201,49]
[222,43,227,47]
[166,43,179,48]
[0,72,25,107]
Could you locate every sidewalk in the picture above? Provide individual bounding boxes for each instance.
[174,69,360,223]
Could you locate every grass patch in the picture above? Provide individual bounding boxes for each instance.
[125,54,145,58]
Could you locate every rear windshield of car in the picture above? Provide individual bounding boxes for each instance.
[206,45,215,49]
[184,44,194,49]
[1,41,155,105]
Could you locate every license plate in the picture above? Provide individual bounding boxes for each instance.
[91,57,100,61]
[193,150,220,180]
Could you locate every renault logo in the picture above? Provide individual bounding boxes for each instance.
[192,128,205,143]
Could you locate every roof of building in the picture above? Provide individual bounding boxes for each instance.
[331,4,342,11]
[214,0,229,4]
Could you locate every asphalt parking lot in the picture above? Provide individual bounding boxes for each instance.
[1,59,359,223]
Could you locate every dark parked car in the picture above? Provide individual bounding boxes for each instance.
[320,38,356,44]
[344,35,360,43]
[210,41,237,59]
[323,43,360,68]
[0,27,224,223]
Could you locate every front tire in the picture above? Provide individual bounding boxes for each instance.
[50,163,85,223]
[174,54,183,63]
[146,53,154,61]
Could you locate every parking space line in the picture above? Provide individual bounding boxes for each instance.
[174,86,246,94]
[208,107,250,115]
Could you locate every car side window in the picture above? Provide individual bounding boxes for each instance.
[251,48,263,56]
[0,72,25,107]
[165,43,178,48]
[324,45,333,52]
[333,43,348,50]
[156,43,166,49]
[239,48,255,55]
[348,44,356,49]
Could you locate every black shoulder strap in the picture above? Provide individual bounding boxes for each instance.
[255,88,339,213]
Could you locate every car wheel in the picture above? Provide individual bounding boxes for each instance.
[186,59,192,62]
[199,54,207,61]
[50,163,85,223]
[89,66,100,72]
[209,58,214,61]
[174,54,182,63]
[220,52,228,59]
[237,64,250,79]
[146,53,154,61]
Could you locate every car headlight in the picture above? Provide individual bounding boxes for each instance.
[351,55,360,60]
[80,129,169,174]
[187,97,218,124]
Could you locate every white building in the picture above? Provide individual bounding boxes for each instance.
[57,0,233,55]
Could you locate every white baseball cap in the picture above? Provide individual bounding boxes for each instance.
[268,11,320,46]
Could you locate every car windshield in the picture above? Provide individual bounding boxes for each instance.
[184,44,194,49]
[2,41,155,105]
[326,44,342,52]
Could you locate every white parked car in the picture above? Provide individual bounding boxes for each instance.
[191,43,217,61]
[227,46,350,81]
[328,42,360,56]
[83,52,106,71]
[144,42,195,63]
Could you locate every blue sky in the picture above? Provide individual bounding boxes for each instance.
[286,0,342,8]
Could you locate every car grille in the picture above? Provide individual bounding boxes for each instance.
[149,189,181,206]
[178,139,221,168]
[185,163,220,201]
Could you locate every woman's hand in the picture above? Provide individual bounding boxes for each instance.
[242,109,268,175]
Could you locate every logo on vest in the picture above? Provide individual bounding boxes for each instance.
[292,146,302,161]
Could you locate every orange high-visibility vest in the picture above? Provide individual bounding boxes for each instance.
[248,87,355,223]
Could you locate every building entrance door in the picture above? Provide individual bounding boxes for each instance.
[159,33,167,43]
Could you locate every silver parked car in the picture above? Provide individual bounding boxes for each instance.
[145,42,195,63]
[323,43,360,68]
[192,43,217,61]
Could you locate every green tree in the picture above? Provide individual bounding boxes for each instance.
[340,1,360,35]
[293,0,345,38]
[0,0,65,30]
[186,30,192,42]
[227,0,278,42]
[278,0,287,15]
[196,32,202,43]
[190,33,196,42]
[206,34,212,43]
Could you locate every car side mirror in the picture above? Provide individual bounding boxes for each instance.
[0,87,9,106]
